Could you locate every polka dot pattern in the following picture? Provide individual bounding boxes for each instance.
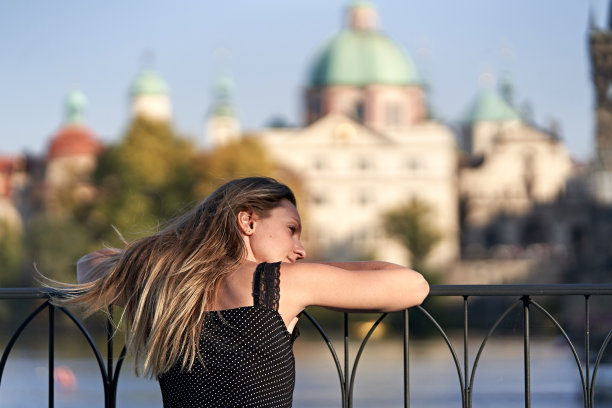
[159,262,297,407]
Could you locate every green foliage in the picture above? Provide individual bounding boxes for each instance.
[85,117,198,244]
[25,214,93,283]
[194,136,278,197]
[382,198,442,271]
[0,222,24,286]
[194,136,306,220]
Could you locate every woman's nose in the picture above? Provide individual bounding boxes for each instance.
[294,242,306,260]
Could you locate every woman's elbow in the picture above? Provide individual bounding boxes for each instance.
[413,274,430,306]
[404,271,429,308]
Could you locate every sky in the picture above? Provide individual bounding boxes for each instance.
[0,1,606,161]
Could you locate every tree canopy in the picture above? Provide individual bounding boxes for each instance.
[382,198,441,271]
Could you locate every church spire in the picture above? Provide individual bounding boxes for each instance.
[65,89,87,125]
[589,3,597,31]
[204,48,241,149]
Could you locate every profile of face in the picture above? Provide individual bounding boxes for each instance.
[240,199,307,264]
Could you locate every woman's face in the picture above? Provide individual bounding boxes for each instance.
[245,199,306,264]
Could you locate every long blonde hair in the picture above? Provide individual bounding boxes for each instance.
[63,177,296,378]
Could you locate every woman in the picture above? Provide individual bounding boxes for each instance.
[71,177,429,407]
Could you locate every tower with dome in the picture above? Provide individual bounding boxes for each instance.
[130,67,172,122]
[258,1,459,266]
[304,1,426,132]
[589,3,612,204]
[45,89,102,214]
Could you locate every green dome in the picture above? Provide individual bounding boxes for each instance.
[131,69,169,96]
[211,75,236,117]
[463,88,521,123]
[65,89,87,124]
[309,30,420,87]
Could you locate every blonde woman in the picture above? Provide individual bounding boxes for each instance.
[71,177,429,407]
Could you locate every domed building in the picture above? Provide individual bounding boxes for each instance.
[258,2,459,266]
[130,68,172,122]
[454,79,578,282]
[45,89,102,213]
[304,1,426,133]
[205,74,242,149]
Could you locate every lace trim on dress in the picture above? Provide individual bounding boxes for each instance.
[252,262,281,311]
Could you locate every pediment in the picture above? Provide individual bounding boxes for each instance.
[286,114,393,146]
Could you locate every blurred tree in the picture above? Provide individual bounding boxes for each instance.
[82,117,198,245]
[194,136,277,197]
[382,198,441,272]
[383,199,447,337]
[25,214,93,283]
[0,221,24,286]
[194,136,303,202]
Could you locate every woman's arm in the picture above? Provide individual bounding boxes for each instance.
[319,261,401,271]
[281,262,429,314]
[76,248,120,284]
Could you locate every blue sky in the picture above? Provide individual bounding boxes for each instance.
[0,1,604,161]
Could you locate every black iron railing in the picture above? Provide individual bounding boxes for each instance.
[1,284,611,407]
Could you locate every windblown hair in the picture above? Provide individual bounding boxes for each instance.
[61,177,296,378]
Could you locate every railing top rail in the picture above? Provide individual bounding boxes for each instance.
[0,287,69,299]
[2,284,612,300]
[431,283,612,296]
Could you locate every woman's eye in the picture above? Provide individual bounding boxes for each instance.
[288,226,296,233]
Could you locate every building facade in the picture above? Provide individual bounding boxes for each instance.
[257,3,459,266]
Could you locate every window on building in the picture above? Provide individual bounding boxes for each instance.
[357,156,373,171]
[356,190,373,206]
[353,101,365,123]
[314,156,327,170]
[386,102,402,126]
[406,157,421,171]
[309,96,322,119]
[311,192,327,205]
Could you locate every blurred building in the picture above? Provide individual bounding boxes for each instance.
[0,155,25,233]
[130,68,172,122]
[459,84,574,256]
[6,2,609,282]
[584,5,612,279]
[45,90,102,214]
[201,2,589,274]
[257,2,458,266]
[205,75,242,150]
[589,8,612,203]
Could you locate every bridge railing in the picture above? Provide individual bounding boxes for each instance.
[1,284,611,408]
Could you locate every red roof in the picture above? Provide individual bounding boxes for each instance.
[0,156,13,174]
[0,156,15,197]
[48,125,102,159]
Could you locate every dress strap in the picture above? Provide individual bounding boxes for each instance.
[252,262,281,311]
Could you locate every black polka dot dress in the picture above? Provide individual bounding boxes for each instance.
[158,262,298,407]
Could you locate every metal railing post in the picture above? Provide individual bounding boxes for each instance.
[48,302,54,408]
[344,312,349,408]
[585,295,591,408]
[403,308,410,408]
[522,296,531,408]
[463,296,469,408]
[107,305,114,408]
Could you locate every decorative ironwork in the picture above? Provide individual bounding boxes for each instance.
[1,285,611,407]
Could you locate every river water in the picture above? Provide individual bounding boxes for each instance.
[1,337,611,407]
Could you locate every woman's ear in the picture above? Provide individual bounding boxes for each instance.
[237,211,254,235]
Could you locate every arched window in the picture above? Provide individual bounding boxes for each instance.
[353,101,365,123]
[386,102,402,126]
